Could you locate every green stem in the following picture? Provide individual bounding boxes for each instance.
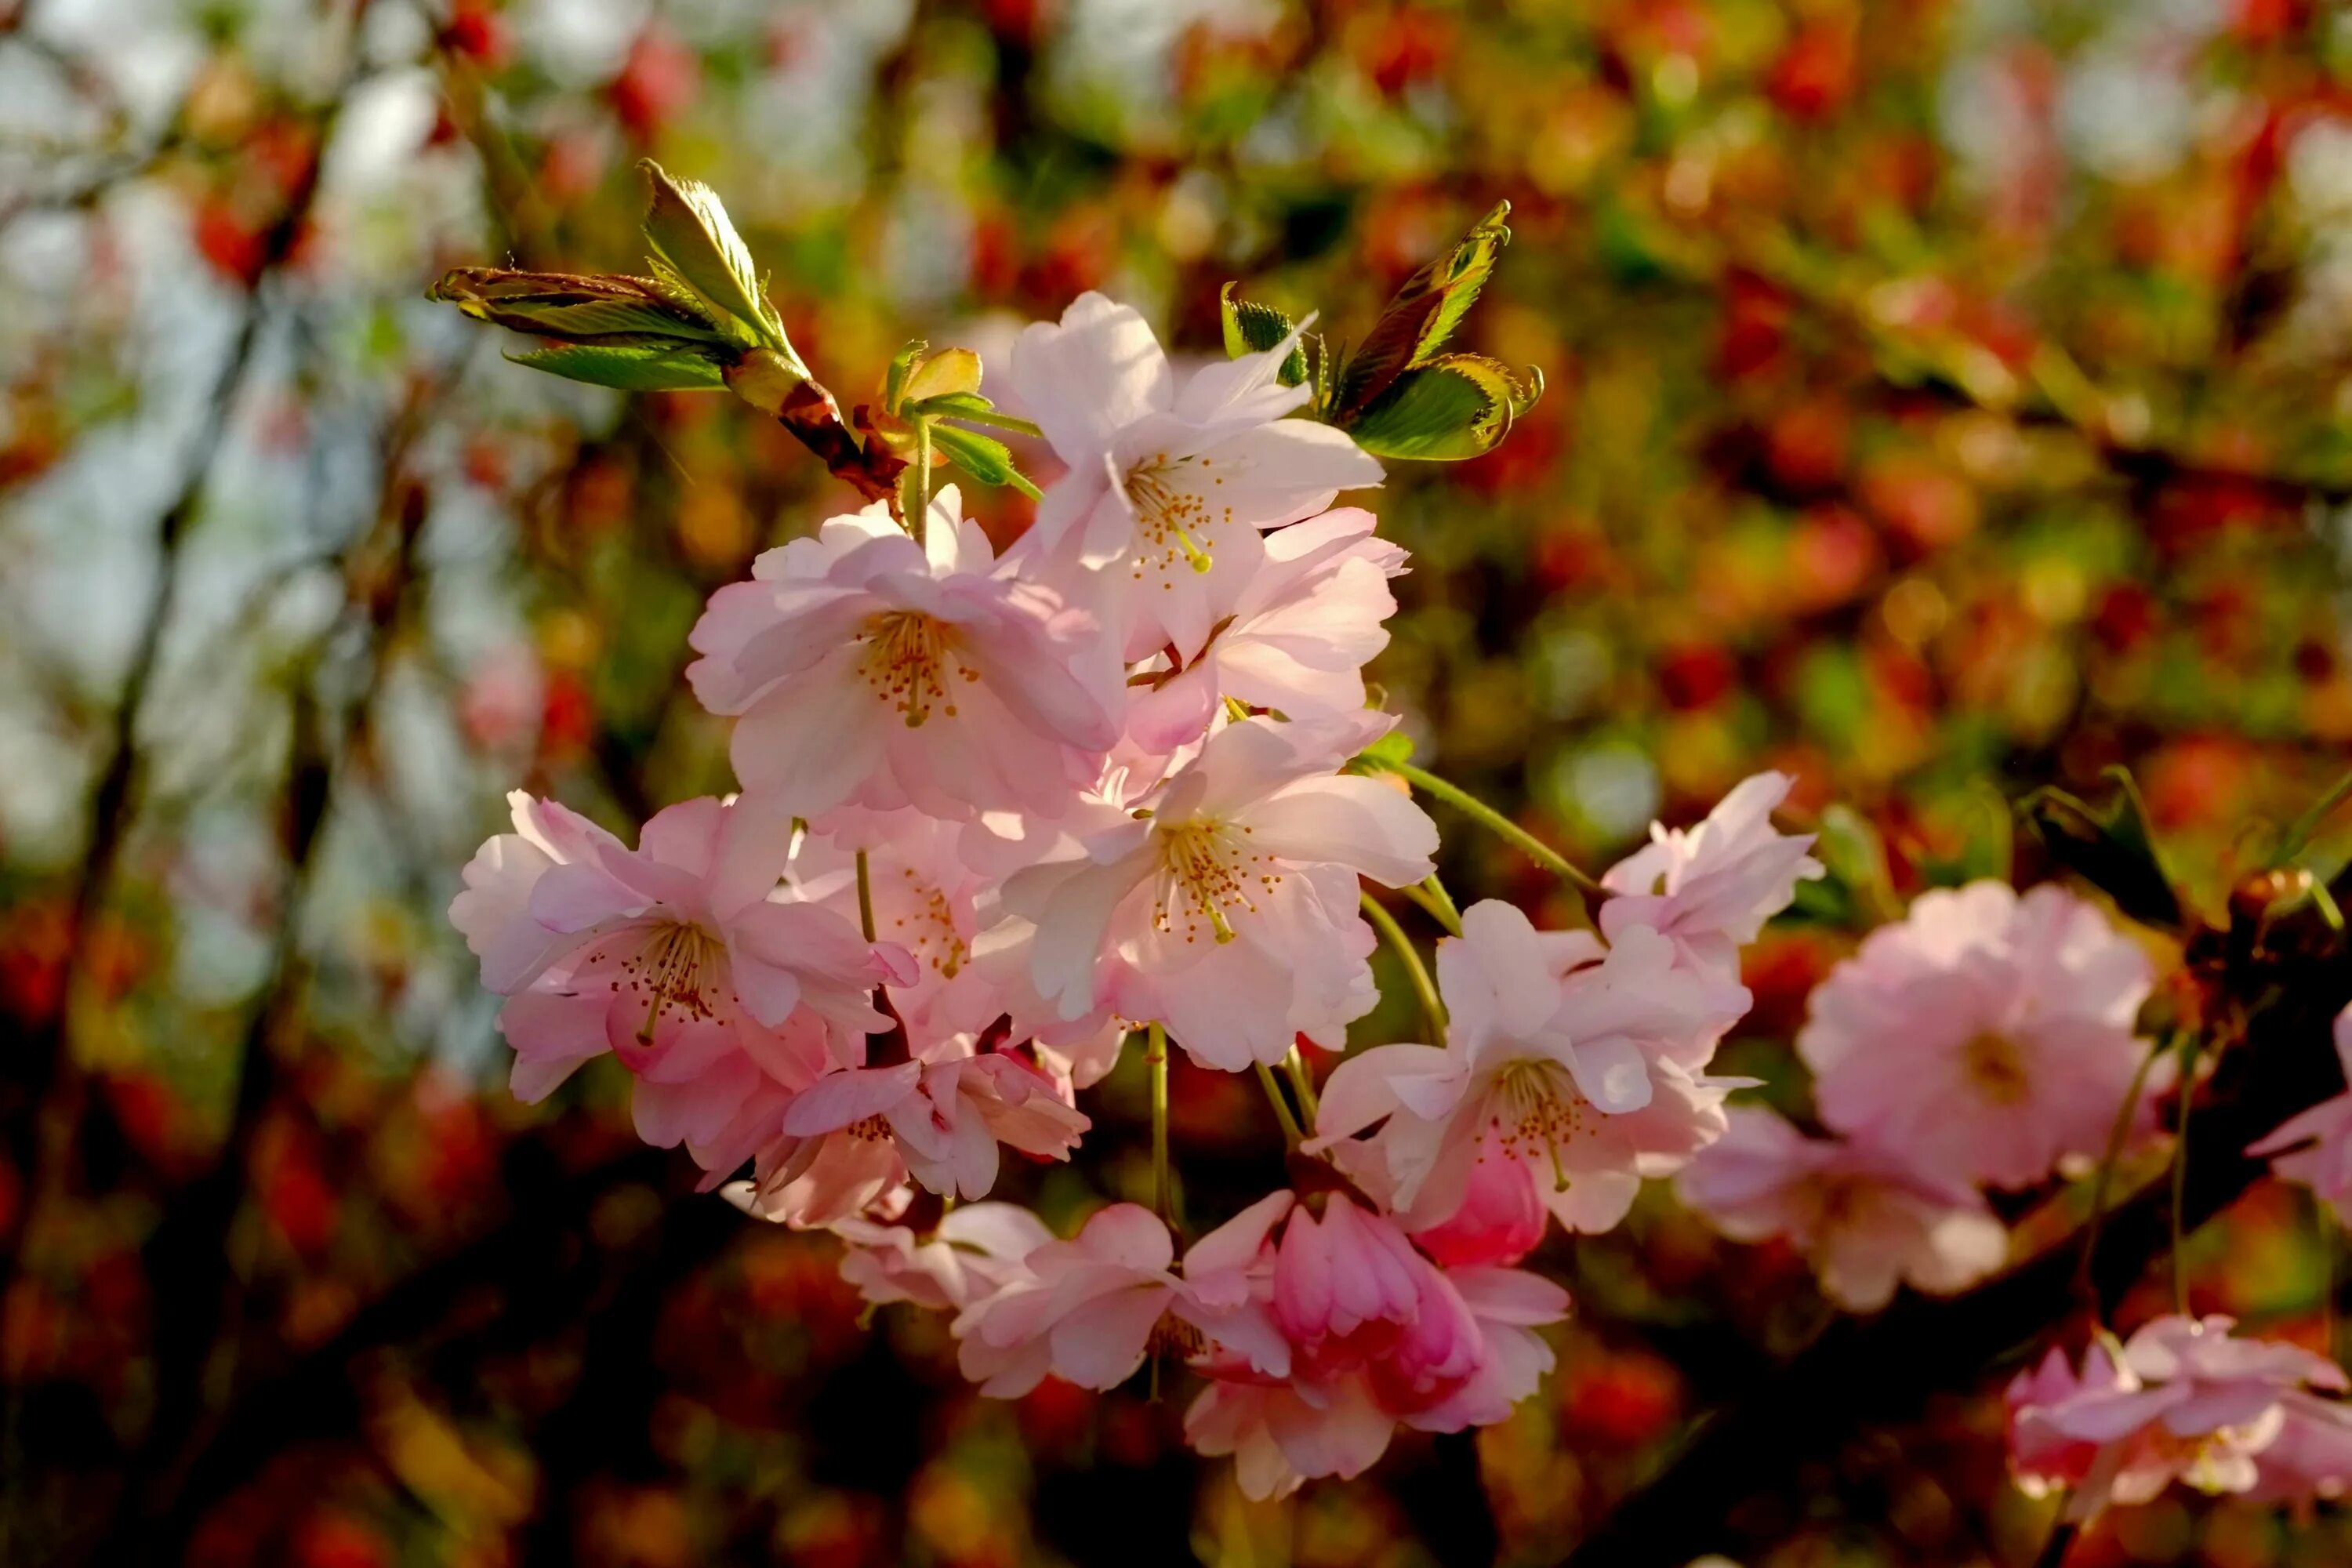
[942,406,1043,438]
[1254,1061,1304,1147]
[1362,890,1446,1044]
[1373,757,1600,894]
[2075,1036,2165,1306]
[1403,873,1463,936]
[2172,1033,2205,1316]
[1283,1047,1320,1128]
[2276,763,2352,865]
[855,848,877,942]
[911,416,933,544]
[1148,1023,1171,1222]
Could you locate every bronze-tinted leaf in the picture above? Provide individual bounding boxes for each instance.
[1331,201,1512,421]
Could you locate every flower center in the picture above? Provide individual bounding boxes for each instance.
[1153,818,1279,945]
[888,866,967,980]
[1488,1060,1589,1192]
[603,920,723,1044]
[1960,1030,2031,1105]
[1147,1313,1206,1360]
[1123,452,1228,579]
[858,611,975,727]
[846,1114,892,1141]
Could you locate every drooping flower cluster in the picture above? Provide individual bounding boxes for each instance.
[445,294,1814,1492]
[1677,879,2155,1309]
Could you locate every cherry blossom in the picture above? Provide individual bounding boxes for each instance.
[1308,899,1750,1236]
[773,1050,1089,1203]
[829,1203,1056,1314]
[784,808,1003,1058]
[1184,1209,1570,1501]
[2247,1002,2352,1225]
[993,714,1437,1069]
[1798,880,2154,1190]
[953,1194,1295,1396]
[1007,292,1384,662]
[1675,1107,2009,1311]
[1125,507,1405,753]
[1599,771,1824,985]
[686,485,1121,821]
[2008,1315,2352,1516]
[448,791,899,1164]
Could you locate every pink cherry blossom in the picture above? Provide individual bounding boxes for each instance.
[1405,1145,1549,1269]
[1126,507,1405,752]
[2009,1315,2352,1516]
[1599,771,1824,984]
[1675,1107,2009,1311]
[993,715,1438,1069]
[448,791,898,1167]
[774,1049,1089,1203]
[1184,1228,1569,1501]
[1308,899,1751,1236]
[1007,292,1384,662]
[785,808,1005,1058]
[685,485,1120,821]
[953,1194,1296,1396]
[2247,1003,2352,1225]
[1272,1195,1480,1404]
[829,1203,1055,1313]
[1798,880,2155,1189]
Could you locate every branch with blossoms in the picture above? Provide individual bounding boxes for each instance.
[430,165,2352,1547]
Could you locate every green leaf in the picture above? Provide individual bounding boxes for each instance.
[1345,354,1541,461]
[506,343,729,393]
[1332,201,1512,421]
[427,268,731,345]
[1219,283,1308,387]
[909,390,996,419]
[638,161,783,350]
[929,422,1020,487]
[2019,768,2187,930]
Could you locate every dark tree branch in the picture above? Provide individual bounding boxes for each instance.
[0,27,374,1537]
[148,1143,706,1559]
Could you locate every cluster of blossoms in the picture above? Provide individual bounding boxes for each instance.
[447,294,1826,1494]
[1677,880,2156,1311]
[2009,1314,2352,1514]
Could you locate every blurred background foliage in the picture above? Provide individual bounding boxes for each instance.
[9,0,2352,1564]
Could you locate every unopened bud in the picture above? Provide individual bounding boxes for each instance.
[725,348,804,416]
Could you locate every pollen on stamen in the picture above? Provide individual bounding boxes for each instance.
[856,610,971,727]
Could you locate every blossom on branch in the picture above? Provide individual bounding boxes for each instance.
[687,485,1122,821]
[449,792,901,1172]
[1008,292,1383,662]
[1675,1106,2009,1311]
[1308,898,1750,1236]
[1798,880,2155,1190]
[2009,1315,2352,1516]
[993,714,1438,1069]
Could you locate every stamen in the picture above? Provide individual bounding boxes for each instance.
[1124,453,1229,578]
[893,866,967,979]
[1487,1062,1589,1193]
[1152,819,1281,946]
[857,611,975,727]
[604,920,723,1044]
